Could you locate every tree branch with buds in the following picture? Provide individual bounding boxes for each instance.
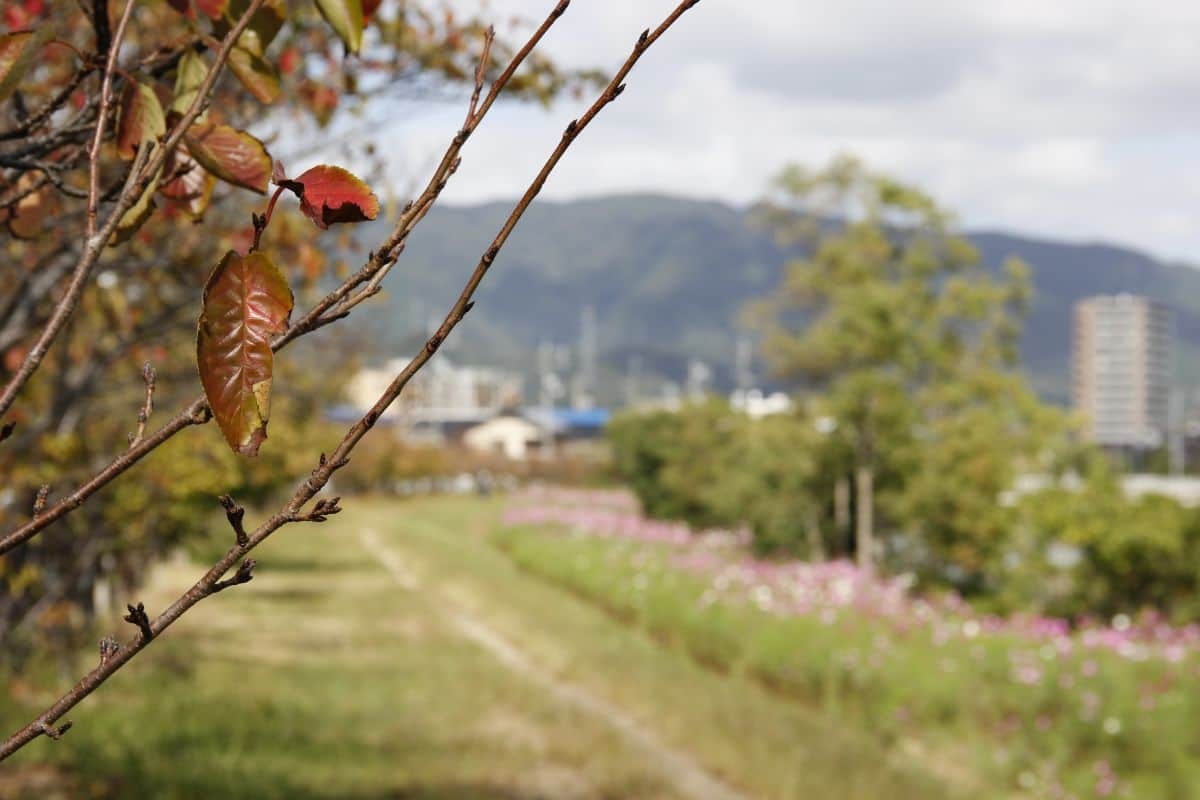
[0,0,701,761]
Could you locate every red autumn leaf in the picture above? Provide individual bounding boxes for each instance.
[185,120,272,194]
[298,242,327,282]
[5,174,58,239]
[277,164,379,229]
[4,346,28,373]
[2,8,28,29]
[197,251,294,456]
[298,80,339,126]
[160,147,215,220]
[194,0,228,19]
[278,46,299,75]
[115,81,166,160]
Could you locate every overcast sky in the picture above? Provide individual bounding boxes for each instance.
[357,1,1200,263]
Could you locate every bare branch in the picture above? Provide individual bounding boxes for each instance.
[0,67,93,142]
[294,496,342,523]
[98,637,120,665]
[122,602,152,642]
[127,362,156,448]
[40,721,72,741]
[86,0,137,240]
[0,0,700,761]
[464,26,496,128]
[212,560,256,593]
[32,485,49,516]
[275,2,572,347]
[218,494,249,546]
[0,399,211,556]
[0,0,269,425]
[0,1,570,556]
[90,0,112,55]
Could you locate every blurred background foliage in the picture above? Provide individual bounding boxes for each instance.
[0,0,583,666]
[609,156,1200,624]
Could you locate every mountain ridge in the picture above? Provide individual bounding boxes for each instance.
[343,193,1200,406]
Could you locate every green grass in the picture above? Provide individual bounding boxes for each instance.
[2,496,958,799]
[495,522,1200,800]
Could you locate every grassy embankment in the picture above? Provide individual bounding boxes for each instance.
[496,512,1200,800]
[1,496,951,799]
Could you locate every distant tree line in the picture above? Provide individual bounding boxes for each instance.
[610,157,1200,621]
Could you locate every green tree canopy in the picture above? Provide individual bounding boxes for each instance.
[750,155,1069,584]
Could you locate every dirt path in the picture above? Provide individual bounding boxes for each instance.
[359,527,748,800]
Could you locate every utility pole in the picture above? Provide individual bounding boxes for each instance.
[1169,387,1186,475]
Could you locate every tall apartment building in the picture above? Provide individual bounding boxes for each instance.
[1072,294,1173,448]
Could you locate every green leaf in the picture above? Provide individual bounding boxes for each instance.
[116,81,166,160]
[227,46,281,104]
[0,28,52,103]
[217,0,285,56]
[171,49,208,116]
[112,160,163,245]
[197,251,294,456]
[185,120,272,193]
[277,164,379,229]
[314,0,363,53]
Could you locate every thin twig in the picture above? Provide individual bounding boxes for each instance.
[127,362,156,448]
[0,1,566,556]
[0,67,94,142]
[86,0,137,239]
[0,0,700,760]
[32,485,49,516]
[211,559,255,593]
[0,399,211,556]
[275,1,572,347]
[464,26,496,128]
[0,0,268,425]
[218,494,248,546]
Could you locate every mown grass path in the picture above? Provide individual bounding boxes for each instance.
[1,496,955,798]
[358,525,745,800]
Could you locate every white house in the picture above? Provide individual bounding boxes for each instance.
[461,414,546,460]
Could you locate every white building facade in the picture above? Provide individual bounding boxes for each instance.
[1072,294,1173,448]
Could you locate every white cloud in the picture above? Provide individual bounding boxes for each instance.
[364,0,1200,261]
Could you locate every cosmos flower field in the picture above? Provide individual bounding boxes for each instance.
[498,487,1200,799]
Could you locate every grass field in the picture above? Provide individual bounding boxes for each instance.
[498,490,1200,800]
[0,495,956,799]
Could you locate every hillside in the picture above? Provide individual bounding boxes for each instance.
[344,194,1200,405]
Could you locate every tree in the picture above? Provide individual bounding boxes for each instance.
[750,155,1065,579]
[0,0,702,760]
[608,401,833,558]
[1014,453,1200,619]
[0,0,581,658]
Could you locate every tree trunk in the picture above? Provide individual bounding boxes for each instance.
[805,507,826,561]
[855,464,874,572]
[834,476,850,548]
